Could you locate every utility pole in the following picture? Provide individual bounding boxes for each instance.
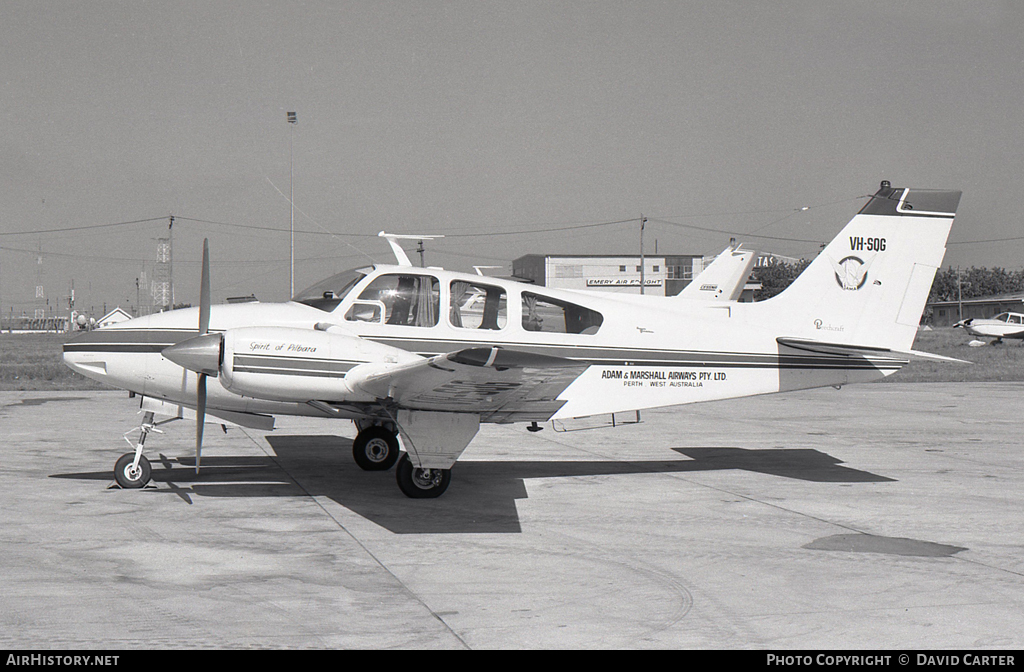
[957,266,962,321]
[639,215,647,295]
[417,240,426,267]
[287,111,298,297]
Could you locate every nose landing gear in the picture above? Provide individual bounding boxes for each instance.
[113,411,160,489]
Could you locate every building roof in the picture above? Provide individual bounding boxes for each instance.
[928,291,1024,308]
[513,253,704,261]
[98,307,133,323]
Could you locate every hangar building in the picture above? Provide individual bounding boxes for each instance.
[927,291,1024,327]
[511,254,708,296]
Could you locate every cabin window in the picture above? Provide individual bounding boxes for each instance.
[344,301,384,324]
[292,267,368,311]
[521,292,603,335]
[347,274,439,327]
[449,281,507,330]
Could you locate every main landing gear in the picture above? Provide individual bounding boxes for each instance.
[352,425,401,471]
[395,453,451,499]
[351,422,451,498]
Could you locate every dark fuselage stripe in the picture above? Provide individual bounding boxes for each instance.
[64,329,906,372]
[233,366,350,379]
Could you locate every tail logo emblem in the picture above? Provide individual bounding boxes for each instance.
[829,255,872,291]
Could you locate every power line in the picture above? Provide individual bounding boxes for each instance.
[5,194,1017,253]
[0,216,169,236]
[441,218,640,238]
[948,235,1024,245]
[645,217,825,245]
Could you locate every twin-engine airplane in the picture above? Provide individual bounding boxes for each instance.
[954,312,1024,344]
[64,181,963,498]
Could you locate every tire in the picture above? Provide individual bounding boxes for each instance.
[352,426,401,471]
[114,453,152,489]
[395,453,451,499]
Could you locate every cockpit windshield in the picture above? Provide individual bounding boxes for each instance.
[291,267,371,312]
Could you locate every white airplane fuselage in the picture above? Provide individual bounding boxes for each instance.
[65,265,891,425]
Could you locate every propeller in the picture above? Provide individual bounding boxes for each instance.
[196,238,211,473]
[160,239,222,475]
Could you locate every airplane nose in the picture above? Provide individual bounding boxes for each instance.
[162,333,223,376]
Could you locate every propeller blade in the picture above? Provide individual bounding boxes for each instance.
[199,238,210,336]
[196,372,206,474]
[195,238,211,474]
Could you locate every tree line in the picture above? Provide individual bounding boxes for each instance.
[751,260,1024,303]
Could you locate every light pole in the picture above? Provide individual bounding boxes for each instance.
[287,111,298,297]
[639,215,647,295]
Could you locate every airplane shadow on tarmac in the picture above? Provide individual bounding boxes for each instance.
[52,435,894,535]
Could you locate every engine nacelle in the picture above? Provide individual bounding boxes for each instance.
[219,326,421,402]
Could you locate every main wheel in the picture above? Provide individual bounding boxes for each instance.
[352,426,401,471]
[395,453,451,499]
[114,453,152,489]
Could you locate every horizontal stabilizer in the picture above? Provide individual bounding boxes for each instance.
[777,338,970,364]
[378,231,444,266]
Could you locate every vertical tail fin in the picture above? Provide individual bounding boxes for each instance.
[676,243,757,302]
[759,182,961,351]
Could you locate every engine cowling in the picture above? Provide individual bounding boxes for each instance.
[218,326,421,402]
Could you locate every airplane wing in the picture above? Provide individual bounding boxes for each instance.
[344,346,590,423]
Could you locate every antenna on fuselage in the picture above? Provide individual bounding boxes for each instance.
[377,231,444,267]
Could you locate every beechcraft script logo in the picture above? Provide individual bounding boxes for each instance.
[828,255,874,291]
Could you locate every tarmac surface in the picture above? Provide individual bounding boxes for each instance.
[1,383,1022,649]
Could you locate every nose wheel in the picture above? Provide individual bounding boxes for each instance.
[112,410,158,489]
[114,453,152,489]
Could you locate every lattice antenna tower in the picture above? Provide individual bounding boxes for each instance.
[34,240,45,319]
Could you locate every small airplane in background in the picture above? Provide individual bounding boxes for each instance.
[64,181,965,499]
[954,312,1024,344]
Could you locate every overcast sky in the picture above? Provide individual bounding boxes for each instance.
[2,0,1022,314]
